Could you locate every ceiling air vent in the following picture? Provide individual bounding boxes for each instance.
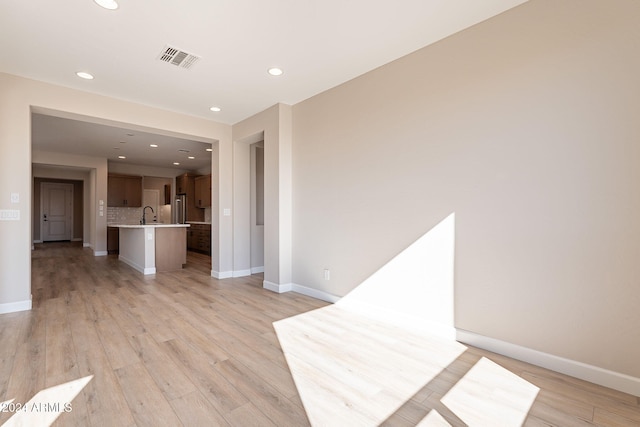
[157,45,201,69]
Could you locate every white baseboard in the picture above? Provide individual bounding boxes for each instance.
[263,280,292,293]
[118,255,155,275]
[211,269,252,278]
[87,244,108,256]
[33,240,43,244]
[251,266,265,274]
[233,269,252,278]
[0,298,32,314]
[212,270,232,279]
[291,283,341,303]
[261,281,341,303]
[456,328,640,397]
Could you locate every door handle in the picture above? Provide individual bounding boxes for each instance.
[43,214,48,222]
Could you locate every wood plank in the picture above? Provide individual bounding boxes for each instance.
[169,390,231,427]
[162,338,248,415]
[114,362,183,426]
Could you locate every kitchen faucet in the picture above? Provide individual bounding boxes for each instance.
[141,206,155,225]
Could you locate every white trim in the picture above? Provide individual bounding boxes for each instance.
[118,254,155,275]
[233,269,252,278]
[251,266,264,274]
[0,298,32,314]
[291,283,340,303]
[212,270,232,279]
[456,329,640,397]
[260,281,341,302]
[263,280,292,293]
[33,240,43,244]
[87,244,108,256]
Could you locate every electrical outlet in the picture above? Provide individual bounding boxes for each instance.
[323,269,330,280]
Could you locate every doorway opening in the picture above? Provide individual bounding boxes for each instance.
[250,141,265,274]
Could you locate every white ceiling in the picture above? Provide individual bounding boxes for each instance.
[2,0,528,169]
[31,113,214,171]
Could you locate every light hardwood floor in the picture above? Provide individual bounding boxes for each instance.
[0,242,638,426]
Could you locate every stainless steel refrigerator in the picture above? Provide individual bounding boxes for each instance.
[175,194,187,224]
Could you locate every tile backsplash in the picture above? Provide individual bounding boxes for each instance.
[107,205,172,225]
[107,205,208,224]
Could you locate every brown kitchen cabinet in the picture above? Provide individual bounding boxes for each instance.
[107,226,119,254]
[175,173,204,222]
[108,174,142,207]
[187,223,211,255]
[194,174,211,208]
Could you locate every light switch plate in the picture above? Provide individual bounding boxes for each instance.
[10,193,19,203]
[0,209,20,220]
[223,208,231,216]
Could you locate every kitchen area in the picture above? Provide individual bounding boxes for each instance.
[107,171,212,274]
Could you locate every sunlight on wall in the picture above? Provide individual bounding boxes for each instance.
[337,213,456,338]
[2,375,93,426]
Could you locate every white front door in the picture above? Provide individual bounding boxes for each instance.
[42,182,73,241]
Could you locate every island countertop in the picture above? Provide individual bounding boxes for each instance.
[109,223,190,228]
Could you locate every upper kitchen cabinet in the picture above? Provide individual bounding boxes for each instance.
[194,174,212,208]
[176,173,195,195]
[108,174,142,207]
[175,172,204,221]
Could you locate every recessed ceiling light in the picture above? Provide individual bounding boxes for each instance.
[150,144,158,148]
[118,155,126,159]
[94,0,118,10]
[76,71,94,80]
[209,106,221,112]
[173,162,180,165]
[206,148,213,152]
[268,67,284,76]
[188,156,195,160]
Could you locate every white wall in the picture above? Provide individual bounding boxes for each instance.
[291,0,640,381]
[232,104,293,287]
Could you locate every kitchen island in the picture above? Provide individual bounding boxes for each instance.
[110,224,190,275]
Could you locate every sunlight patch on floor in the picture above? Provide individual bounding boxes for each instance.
[441,357,539,426]
[274,304,466,425]
[2,375,93,427]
